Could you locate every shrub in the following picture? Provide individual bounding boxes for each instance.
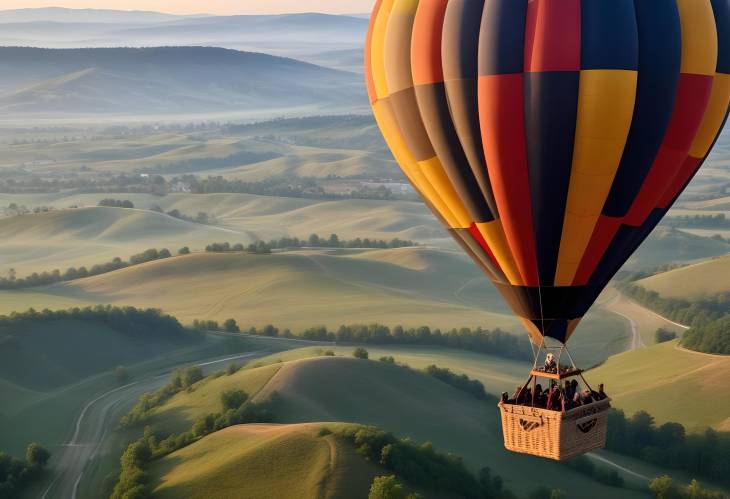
[221,390,248,411]
[655,328,678,343]
[353,347,369,360]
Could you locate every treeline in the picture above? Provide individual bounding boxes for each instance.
[187,175,400,201]
[243,323,531,361]
[424,365,488,400]
[204,233,417,254]
[649,476,725,499]
[620,284,730,354]
[149,205,216,225]
[0,233,417,290]
[682,317,730,354]
[619,283,730,327]
[99,199,134,208]
[0,444,50,499]
[113,367,277,499]
[606,409,730,487]
[0,306,186,340]
[340,426,511,499]
[0,248,175,290]
[121,366,204,427]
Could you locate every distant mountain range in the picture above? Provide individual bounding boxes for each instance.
[0,8,368,71]
[0,46,366,118]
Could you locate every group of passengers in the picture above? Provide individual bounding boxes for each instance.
[500,353,608,412]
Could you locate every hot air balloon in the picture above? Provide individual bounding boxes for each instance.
[365,0,730,460]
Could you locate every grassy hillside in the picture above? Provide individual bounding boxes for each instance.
[0,316,196,393]
[143,355,644,499]
[0,47,364,117]
[25,248,517,331]
[0,206,255,274]
[149,423,382,499]
[589,340,730,431]
[0,195,444,274]
[637,253,730,299]
[626,227,730,270]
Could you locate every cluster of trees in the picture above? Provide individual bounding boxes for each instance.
[0,444,51,499]
[0,306,185,340]
[620,284,730,354]
[113,369,278,498]
[244,323,531,361]
[187,175,401,201]
[204,234,418,254]
[98,199,135,208]
[121,366,204,427]
[649,476,725,499]
[2,202,54,216]
[0,173,172,195]
[340,426,511,499]
[205,241,271,254]
[0,248,175,290]
[149,205,215,225]
[424,365,488,400]
[368,475,421,499]
[682,317,730,354]
[191,318,240,333]
[606,409,730,487]
[655,328,679,344]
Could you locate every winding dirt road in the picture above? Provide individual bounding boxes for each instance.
[40,351,265,499]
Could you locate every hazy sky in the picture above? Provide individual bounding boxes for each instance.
[1,1,374,15]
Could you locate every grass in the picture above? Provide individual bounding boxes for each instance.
[149,423,383,499]
[637,253,730,299]
[144,353,647,499]
[149,363,283,435]
[0,247,635,356]
[0,248,520,331]
[588,340,730,431]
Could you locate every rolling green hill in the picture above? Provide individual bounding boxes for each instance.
[626,227,730,271]
[149,423,383,499]
[142,355,645,499]
[9,248,517,331]
[588,340,730,431]
[637,253,730,300]
[0,206,256,275]
[0,47,364,117]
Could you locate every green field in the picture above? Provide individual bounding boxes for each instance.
[637,253,730,299]
[0,247,635,364]
[589,340,730,431]
[141,354,647,499]
[0,315,264,455]
[149,423,383,499]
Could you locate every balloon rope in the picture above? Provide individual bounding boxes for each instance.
[536,282,547,346]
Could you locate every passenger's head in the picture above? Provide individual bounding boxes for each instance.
[599,383,605,392]
[571,379,578,388]
[546,353,555,363]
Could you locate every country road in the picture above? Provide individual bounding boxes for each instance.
[40,351,266,499]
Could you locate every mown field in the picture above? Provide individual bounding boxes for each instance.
[589,340,730,431]
[637,253,730,299]
[149,423,384,499]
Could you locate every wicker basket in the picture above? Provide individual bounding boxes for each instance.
[498,398,611,461]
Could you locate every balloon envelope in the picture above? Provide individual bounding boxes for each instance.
[365,0,730,345]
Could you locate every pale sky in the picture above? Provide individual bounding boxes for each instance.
[1,1,374,15]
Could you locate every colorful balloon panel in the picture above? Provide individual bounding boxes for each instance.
[365,0,730,345]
